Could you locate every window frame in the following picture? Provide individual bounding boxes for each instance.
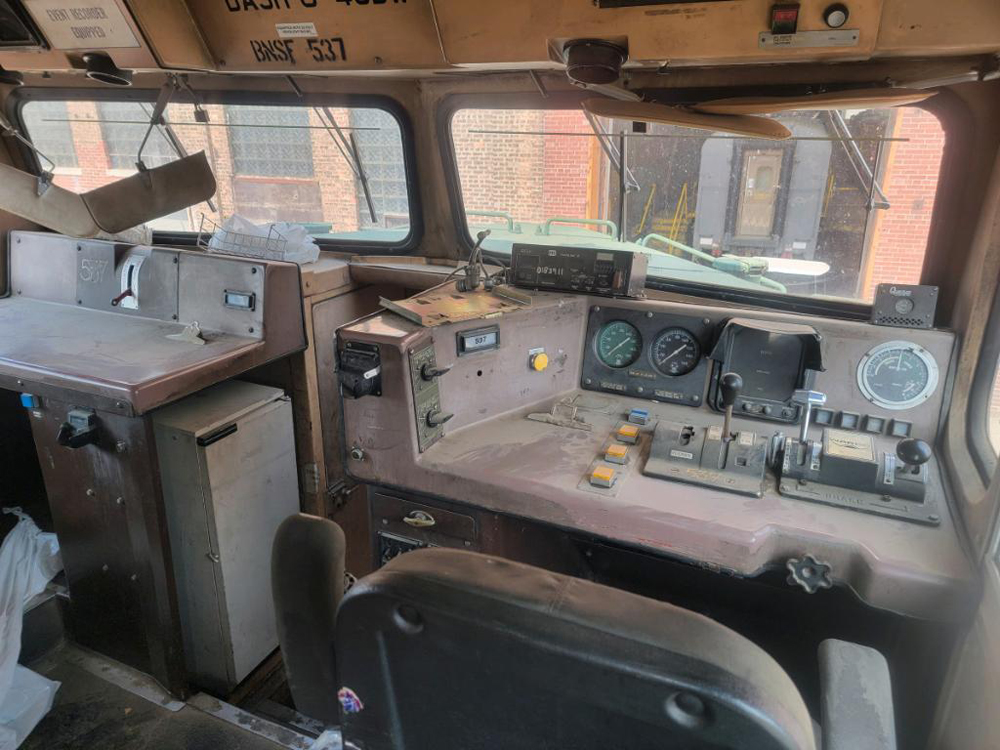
[968,287,1000,481]
[438,90,954,321]
[9,86,423,255]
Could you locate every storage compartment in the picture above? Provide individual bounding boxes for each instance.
[153,381,299,693]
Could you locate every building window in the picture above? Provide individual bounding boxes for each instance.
[97,101,176,170]
[350,108,409,228]
[227,105,314,178]
[20,101,77,168]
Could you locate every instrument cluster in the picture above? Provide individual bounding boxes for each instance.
[582,306,714,407]
[582,306,943,425]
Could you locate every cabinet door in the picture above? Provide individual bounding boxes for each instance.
[202,397,299,684]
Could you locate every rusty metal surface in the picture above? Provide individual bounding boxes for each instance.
[341,292,973,622]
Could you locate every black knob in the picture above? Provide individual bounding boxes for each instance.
[897,438,932,467]
[720,372,743,409]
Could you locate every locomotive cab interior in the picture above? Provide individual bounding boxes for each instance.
[0,1,999,748]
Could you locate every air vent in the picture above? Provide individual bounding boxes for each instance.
[0,1,46,50]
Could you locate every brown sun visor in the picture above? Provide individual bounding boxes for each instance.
[582,98,791,141]
[0,152,216,238]
[693,89,935,116]
[81,152,217,235]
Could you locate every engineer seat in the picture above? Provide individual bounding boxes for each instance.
[272,514,896,750]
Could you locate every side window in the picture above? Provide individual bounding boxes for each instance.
[18,96,415,245]
[20,100,77,168]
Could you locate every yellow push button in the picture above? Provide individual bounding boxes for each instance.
[605,443,629,464]
[590,464,616,488]
[530,351,549,372]
[616,424,640,444]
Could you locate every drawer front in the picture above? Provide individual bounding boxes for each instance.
[370,492,478,548]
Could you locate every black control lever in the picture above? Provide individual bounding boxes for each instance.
[421,362,453,381]
[720,372,742,441]
[896,438,932,474]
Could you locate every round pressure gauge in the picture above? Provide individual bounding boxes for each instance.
[596,321,642,369]
[649,328,701,377]
[857,341,939,410]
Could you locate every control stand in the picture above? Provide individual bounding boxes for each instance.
[643,371,769,497]
[778,407,939,525]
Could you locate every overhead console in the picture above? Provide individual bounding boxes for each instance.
[1,0,998,74]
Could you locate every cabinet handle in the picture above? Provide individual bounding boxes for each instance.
[402,511,436,528]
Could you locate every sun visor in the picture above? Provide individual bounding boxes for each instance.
[81,152,217,235]
[0,162,103,237]
[0,152,216,238]
[693,89,935,116]
[582,98,791,141]
[710,318,825,373]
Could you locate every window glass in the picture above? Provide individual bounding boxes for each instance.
[19,98,412,243]
[450,106,946,302]
[20,100,76,168]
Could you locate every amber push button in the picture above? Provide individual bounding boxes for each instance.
[590,465,617,488]
[616,424,640,444]
[605,444,629,465]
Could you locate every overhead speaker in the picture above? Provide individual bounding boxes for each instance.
[563,40,627,86]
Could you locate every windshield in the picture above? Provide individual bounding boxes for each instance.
[19,98,412,244]
[451,106,945,302]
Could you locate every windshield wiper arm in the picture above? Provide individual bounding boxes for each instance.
[583,109,639,193]
[138,101,217,213]
[317,106,378,224]
[827,111,890,209]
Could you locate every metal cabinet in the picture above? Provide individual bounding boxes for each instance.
[153,381,299,693]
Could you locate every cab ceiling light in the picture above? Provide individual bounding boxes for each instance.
[82,52,132,87]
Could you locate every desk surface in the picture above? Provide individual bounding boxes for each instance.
[402,390,976,622]
[0,298,259,414]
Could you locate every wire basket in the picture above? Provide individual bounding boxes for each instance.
[197,215,289,260]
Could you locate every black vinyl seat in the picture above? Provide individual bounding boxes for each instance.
[273,515,896,750]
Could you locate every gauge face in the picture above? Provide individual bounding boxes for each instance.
[650,328,701,376]
[857,341,939,410]
[596,320,642,368]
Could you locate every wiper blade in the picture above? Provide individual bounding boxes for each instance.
[583,109,639,193]
[138,101,217,213]
[317,106,378,224]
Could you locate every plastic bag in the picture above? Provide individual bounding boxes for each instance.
[0,509,63,749]
[208,214,321,265]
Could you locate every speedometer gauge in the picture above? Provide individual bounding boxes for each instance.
[596,321,642,368]
[857,341,939,410]
[650,328,701,376]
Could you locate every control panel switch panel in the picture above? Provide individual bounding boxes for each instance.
[643,421,768,498]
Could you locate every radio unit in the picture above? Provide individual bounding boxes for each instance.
[510,244,647,298]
